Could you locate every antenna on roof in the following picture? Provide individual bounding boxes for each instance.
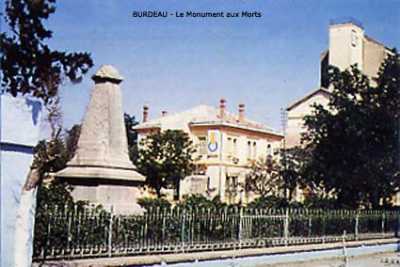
[280,108,288,137]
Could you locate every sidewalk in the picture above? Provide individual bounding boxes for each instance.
[33,238,400,267]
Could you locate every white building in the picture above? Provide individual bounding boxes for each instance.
[133,99,283,204]
[286,21,392,148]
[285,21,398,206]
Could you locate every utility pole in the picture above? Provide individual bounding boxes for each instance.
[280,108,289,202]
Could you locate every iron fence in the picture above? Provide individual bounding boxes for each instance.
[32,205,400,261]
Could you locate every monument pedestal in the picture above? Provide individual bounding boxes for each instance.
[56,65,145,214]
[64,178,144,214]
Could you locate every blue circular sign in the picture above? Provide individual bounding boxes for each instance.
[208,142,218,152]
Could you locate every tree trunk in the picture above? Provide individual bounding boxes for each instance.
[156,186,162,198]
[174,179,180,201]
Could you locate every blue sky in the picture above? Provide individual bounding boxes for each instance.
[38,0,400,130]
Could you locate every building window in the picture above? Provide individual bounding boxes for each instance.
[225,176,238,204]
[267,144,273,156]
[227,137,238,157]
[198,136,207,154]
[227,137,233,155]
[247,140,257,160]
[351,29,358,47]
[247,141,252,159]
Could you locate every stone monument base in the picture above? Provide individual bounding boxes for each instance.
[61,178,144,215]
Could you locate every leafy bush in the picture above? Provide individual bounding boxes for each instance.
[137,197,171,210]
[248,195,303,209]
[177,194,227,209]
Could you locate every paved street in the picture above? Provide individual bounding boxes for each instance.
[260,253,400,267]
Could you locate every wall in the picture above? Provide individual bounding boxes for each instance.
[329,23,364,71]
[1,94,42,267]
[363,37,387,81]
[286,92,330,148]
[136,107,283,203]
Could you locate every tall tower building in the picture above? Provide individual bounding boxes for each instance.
[288,21,392,148]
[329,22,365,71]
[321,21,390,88]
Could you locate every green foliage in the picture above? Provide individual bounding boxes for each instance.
[302,194,337,209]
[32,124,83,207]
[137,197,171,210]
[279,147,305,201]
[32,124,109,259]
[302,51,400,208]
[1,0,93,104]
[178,194,227,209]
[136,129,196,198]
[32,138,68,179]
[247,195,303,209]
[36,180,74,208]
[31,124,81,178]
[245,148,304,203]
[124,113,139,163]
[34,179,89,259]
[64,124,81,160]
[33,200,108,260]
[137,194,235,211]
[137,195,228,210]
[245,156,281,198]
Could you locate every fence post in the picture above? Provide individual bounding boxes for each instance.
[181,209,186,252]
[354,212,359,240]
[108,205,114,258]
[238,207,243,243]
[381,212,385,237]
[284,208,289,246]
[397,211,400,237]
[342,230,348,265]
[43,204,50,261]
[397,211,400,238]
[161,208,166,243]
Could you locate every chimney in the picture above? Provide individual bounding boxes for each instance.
[238,104,245,123]
[161,110,168,117]
[219,98,226,119]
[143,105,149,122]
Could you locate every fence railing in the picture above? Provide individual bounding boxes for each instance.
[33,205,400,261]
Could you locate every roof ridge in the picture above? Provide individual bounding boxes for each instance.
[133,103,280,135]
[286,87,331,111]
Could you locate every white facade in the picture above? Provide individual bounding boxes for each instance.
[286,22,391,148]
[285,22,399,206]
[134,102,283,204]
[286,88,331,148]
[329,23,364,72]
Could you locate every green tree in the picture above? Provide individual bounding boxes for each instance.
[302,51,400,208]
[124,113,139,163]
[65,124,81,159]
[280,147,305,202]
[245,156,281,198]
[247,195,302,209]
[136,130,196,199]
[178,194,227,210]
[245,148,304,206]
[28,124,80,191]
[1,0,93,104]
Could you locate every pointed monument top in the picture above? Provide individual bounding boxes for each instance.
[92,65,124,83]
